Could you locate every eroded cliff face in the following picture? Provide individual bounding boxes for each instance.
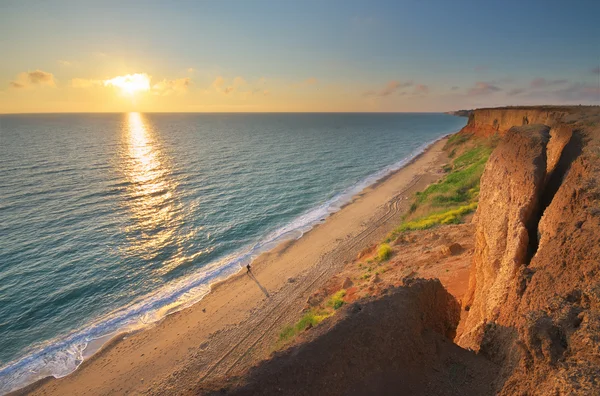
[459,124,550,350]
[459,106,600,395]
[460,107,571,137]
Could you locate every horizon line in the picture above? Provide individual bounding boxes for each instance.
[0,111,456,115]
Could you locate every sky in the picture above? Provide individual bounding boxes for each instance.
[0,0,599,113]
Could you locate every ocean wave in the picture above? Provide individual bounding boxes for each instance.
[0,133,448,395]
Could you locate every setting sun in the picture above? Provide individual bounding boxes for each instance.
[103,73,150,96]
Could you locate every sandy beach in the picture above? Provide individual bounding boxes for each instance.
[18,138,450,396]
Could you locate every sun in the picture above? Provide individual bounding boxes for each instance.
[104,73,151,96]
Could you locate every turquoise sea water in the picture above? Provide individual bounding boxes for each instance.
[0,113,466,393]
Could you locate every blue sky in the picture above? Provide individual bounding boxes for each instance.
[1,0,599,112]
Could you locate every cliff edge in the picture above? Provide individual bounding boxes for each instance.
[458,106,600,394]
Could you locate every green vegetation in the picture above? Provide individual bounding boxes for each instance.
[386,135,495,241]
[377,243,393,261]
[414,144,491,209]
[278,289,348,345]
[328,289,347,310]
[396,203,478,232]
[278,308,333,343]
[445,132,471,147]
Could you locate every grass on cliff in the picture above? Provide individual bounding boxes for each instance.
[278,289,347,345]
[387,136,495,240]
[377,243,393,261]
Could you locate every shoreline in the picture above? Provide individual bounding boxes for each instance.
[0,133,450,394]
[12,136,451,396]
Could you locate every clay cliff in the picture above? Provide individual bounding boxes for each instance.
[458,106,600,394]
[459,106,574,137]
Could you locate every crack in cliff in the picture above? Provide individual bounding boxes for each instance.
[525,131,582,263]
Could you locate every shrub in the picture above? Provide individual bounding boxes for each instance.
[328,289,347,310]
[377,243,393,261]
[278,308,332,342]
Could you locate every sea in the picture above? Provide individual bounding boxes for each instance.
[0,112,466,393]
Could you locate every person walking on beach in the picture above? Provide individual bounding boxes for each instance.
[246,263,252,273]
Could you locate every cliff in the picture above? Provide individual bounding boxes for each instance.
[458,106,577,137]
[458,106,600,394]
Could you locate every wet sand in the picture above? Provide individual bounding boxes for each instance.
[19,138,450,396]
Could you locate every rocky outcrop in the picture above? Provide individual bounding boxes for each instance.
[200,279,498,396]
[460,107,570,137]
[459,106,600,394]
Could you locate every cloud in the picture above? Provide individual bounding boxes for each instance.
[71,78,102,88]
[413,84,429,95]
[450,86,460,91]
[474,65,490,72]
[530,78,568,89]
[591,66,600,75]
[152,78,191,95]
[187,68,195,73]
[9,70,56,88]
[555,83,600,102]
[305,77,318,85]
[212,76,225,89]
[508,88,526,96]
[363,80,413,97]
[212,76,247,94]
[58,60,72,67]
[252,89,270,96]
[467,81,501,96]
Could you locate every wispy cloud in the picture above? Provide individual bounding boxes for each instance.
[70,78,102,88]
[467,81,501,96]
[212,76,250,95]
[413,84,429,95]
[530,78,568,89]
[474,65,490,72]
[9,70,56,88]
[363,80,413,97]
[555,83,600,101]
[450,86,460,91]
[152,78,191,95]
[58,60,72,67]
[305,77,318,85]
[508,88,526,96]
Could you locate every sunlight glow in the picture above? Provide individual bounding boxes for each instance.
[104,73,151,96]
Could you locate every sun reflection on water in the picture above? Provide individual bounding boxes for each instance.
[120,112,205,276]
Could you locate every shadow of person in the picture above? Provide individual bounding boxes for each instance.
[247,271,270,298]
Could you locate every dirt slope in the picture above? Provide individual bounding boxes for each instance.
[198,279,498,396]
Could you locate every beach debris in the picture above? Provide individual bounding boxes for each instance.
[287,277,296,283]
